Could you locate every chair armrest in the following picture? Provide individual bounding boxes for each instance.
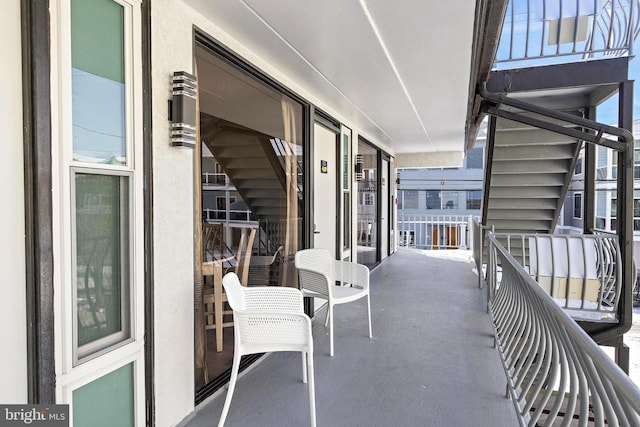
[233,311,312,349]
[332,260,370,290]
[243,286,304,313]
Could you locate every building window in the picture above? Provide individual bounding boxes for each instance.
[596,146,608,180]
[466,191,482,210]
[364,193,375,206]
[573,192,582,219]
[441,191,459,210]
[466,148,483,169]
[635,142,640,179]
[74,171,131,357]
[426,190,441,209]
[574,157,583,175]
[399,190,419,209]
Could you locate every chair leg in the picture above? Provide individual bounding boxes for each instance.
[367,293,372,338]
[217,350,241,427]
[307,351,316,427]
[329,304,334,357]
[323,304,330,327]
[302,352,307,384]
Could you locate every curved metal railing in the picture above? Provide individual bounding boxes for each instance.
[495,0,640,68]
[492,232,622,322]
[487,232,640,426]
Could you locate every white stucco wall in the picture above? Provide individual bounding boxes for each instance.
[0,0,28,404]
[151,1,198,425]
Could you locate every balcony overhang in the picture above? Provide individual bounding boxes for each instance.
[185,0,477,157]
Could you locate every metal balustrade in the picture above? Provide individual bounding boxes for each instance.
[487,232,640,426]
[397,215,475,250]
[496,0,640,67]
[493,232,622,322]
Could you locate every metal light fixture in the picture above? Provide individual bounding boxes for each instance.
[355,154,364,181]
[170,71,197,148]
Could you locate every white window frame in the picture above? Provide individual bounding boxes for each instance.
[51,0,145,424]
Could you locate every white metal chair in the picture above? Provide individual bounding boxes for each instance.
[295,248,372,356]
[218,272,316,427]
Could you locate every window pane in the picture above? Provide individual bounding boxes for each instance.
[76,173,129,351]
[71,0,126,163]
[441,191,458,210]
[574,158,583,175]
[401,190,419,209]
[573,193,582,219]
[426,191,441,209]
[467,190,482,210]
[343,193,351,251]
[73,363,134,427]
[343,134,350,190]
[612,198,617,218]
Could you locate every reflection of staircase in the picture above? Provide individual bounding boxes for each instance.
[484,115,580,236]
[200,116,287,224]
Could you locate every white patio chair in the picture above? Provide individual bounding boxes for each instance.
[218,272,316,427]
[295,248,372,356]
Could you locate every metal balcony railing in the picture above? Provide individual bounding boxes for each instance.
[486,232,640,426]
[202,172,229,186]
[494,232,621,322]
[495,0,640,68]
[397,215,474,250]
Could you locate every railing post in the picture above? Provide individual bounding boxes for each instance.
[459,222,467,250]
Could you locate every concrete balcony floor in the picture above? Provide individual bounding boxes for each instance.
[183,248,518,426]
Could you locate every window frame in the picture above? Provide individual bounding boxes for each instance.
[71,167,134,364]
[573,192,583,220]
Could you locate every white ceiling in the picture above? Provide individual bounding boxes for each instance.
[184,0,477,156]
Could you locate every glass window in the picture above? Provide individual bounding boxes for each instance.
[635,148,640,179]
[441,191,459,210]
[74,172,130,359]
[364,193,375,206]
[342,130,352,253]
[400,190,419,209]
[466,190,482,210]
[574,157,583,175]
[71,0,126,164]
[196,44,306,390]
[73,363,134,427]
[426,191,441,209]
[466,148,483,169]
[573,193,582,219]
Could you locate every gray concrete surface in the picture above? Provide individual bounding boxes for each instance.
[182,248,519,427]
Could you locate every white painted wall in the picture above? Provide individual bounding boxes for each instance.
[151,0,198,425]
[0,0,28,404]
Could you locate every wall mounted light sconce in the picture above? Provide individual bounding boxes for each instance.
[170,71,197,148]
[355,154,364,181]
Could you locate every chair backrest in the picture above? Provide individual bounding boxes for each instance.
[295,249,332,296]
[235,227,257,286]
[222,272,246,311]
